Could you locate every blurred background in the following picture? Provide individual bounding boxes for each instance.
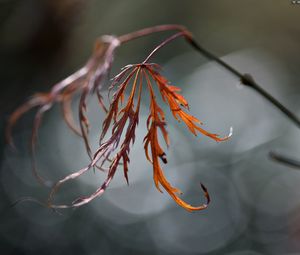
[1,0,300,254]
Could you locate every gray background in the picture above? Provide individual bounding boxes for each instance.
[1,1,300,254]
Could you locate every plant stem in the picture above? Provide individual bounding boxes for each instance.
[270,151,300,169]
[118,24,300,128]
[118,24,186,43]
[187,37,300,128]
[142,32,186,63]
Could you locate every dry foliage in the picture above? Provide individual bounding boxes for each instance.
[7,26,232,211]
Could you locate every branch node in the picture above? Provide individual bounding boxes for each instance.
[240,73,255,87]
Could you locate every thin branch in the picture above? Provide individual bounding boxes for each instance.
[119,25,300,128]
[118,24,186,43]
[119,25,300,169]
[270,151,300,169]
[185,37,300,128]
[185,35,300,166]
[143,32,186,63]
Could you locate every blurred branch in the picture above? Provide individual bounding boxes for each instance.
[187,37,300,167]
[186,38,300,128]
[270,151,300,169]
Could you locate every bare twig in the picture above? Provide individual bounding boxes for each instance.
[119,25,300,129]
[270,151,300,169]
